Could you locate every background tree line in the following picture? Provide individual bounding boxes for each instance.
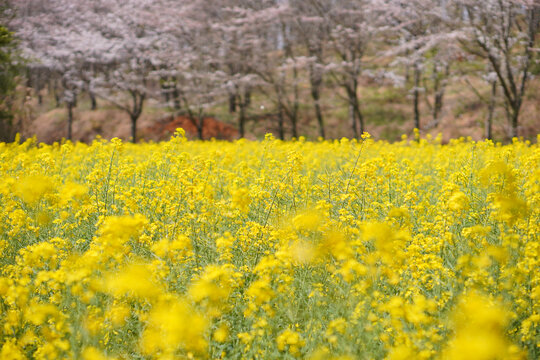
[1,0,539,142]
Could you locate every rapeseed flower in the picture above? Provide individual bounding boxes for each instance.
[0,135,537,358]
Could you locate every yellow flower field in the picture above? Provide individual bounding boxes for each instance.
[0,131,539,359]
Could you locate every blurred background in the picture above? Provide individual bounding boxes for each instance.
[1,0,539,143]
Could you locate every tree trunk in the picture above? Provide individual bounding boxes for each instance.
[432,95,443,127]
[172,89,181,110]
[229,93,236,113]
[197,116,204,140]
[36,69,44,105]
[245,90,251,108]
[486,80,497,140]
[346,85,363,139]
[278,103,285,140]
[171,77,181,110]
[238,102,246,138]
[130,114,137,143]
[314,97,324,139]
[349,103,358,140]
[510,107,519,139]
[90,92,97,110]
[173,96,181,111]
[67,102,73,141]
[128,91,145,143]
[311,83,325,139]
[162,84,170,104]
[0,113,14,142]
[413,62,421,131]
[290,115,298,139]
[404,50,411,84]
[54,79,61,108]
[26,68,32,88]
[291,66,300,139]
[431,63,448,128]
[353,96,364,135]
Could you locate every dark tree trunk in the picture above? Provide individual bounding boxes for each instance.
[162,85,170,104]
[229,93,236,113]
[171,77,181,110]
[237,89,251,139]
[346,85,363,139]
[405,65,410,84]
[432,94,443,127]
[130,114,137,143]
[313,94,324,139]
[486,80,497,140]
[353,95,364,135]
[413,62,421,131]
[278,103,285,140]
[510,108,519,139]
[36,69,44,105]
[197,117,204,140]
[0,114,14,142]
[161,77,170,105]
[290,116,298,139]
[290,65,300,139]
[173,91,181,111]
[26,68,32,88]
[310,75,325,138]
[54,79,61,108]
[245,90,251,108]
[90,92,97,110]
[430,63,449,128]
[404,50,411,84]
[67,102,73,141]
[238,102,246,138]
[349,103,358,139]
[128,91,145,143]
[503,100,521,139]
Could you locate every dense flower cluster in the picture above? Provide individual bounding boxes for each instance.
[0,132,538,359]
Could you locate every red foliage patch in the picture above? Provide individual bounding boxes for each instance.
[148,115,239,140]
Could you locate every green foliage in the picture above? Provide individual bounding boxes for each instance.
[0,24,20,142]
[452,98,483,118]
[362,87,407,126]
[0,26,17,90]
[363,103,407,126]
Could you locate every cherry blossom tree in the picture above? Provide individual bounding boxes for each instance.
[8,0,540,141]
[322,0,381,138]
[227,2,303,139]
[451,0,540,138]
[381,0,459,132]
[290,0,331,138]
[214,5,260,138]
[12,0,179,142]
[86,0,166,143]
[152,0,233,139]
[11,0,91,140]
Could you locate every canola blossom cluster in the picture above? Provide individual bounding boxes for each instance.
[0,131,539,359]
